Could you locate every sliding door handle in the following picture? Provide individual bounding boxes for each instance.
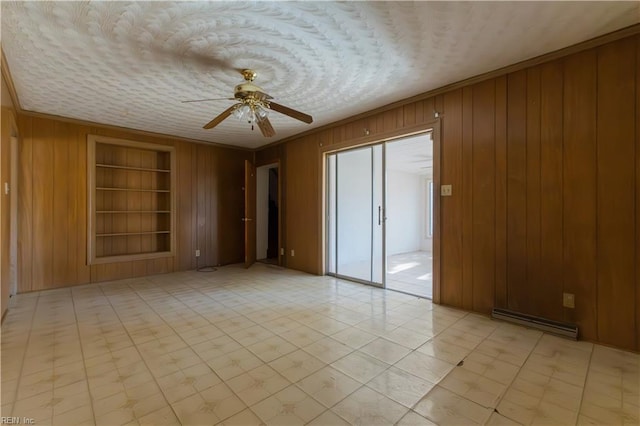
[378,206,382,225]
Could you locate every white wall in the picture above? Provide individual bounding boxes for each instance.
[386,170,423,256]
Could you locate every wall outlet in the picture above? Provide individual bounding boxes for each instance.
[195,249,200,257]
[290,249,295,257]
[280,248,284,256]
[441,184,452,196]
[563,293,575,309]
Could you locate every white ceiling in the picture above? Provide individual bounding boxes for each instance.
[1,1,638,149]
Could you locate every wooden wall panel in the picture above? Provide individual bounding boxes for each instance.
[525,67,542,315]
[471,79,496,313]
[539,60,564,321]
[494,76,508,308]
[461,87,474,311]
[52,120,72,286]
[31,117,55,290]
[636,35,640,352]
[285,136,321,274]
[257,34,639,352]
[562,50,598,340]
[16,115,248,289]
[17,115,32,292]
[175,141,196,271]
[595,38,636,349]
[506,70,528,313]
[440,90,463,307]
[196,144,217,268]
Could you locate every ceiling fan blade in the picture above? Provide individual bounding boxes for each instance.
[256,115,276,138]
[203,105,237,129]
[182,98,234,103]
[269,102,313,124]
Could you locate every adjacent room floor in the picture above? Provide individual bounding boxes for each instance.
[1,264,637,425]
[386,251,432,298]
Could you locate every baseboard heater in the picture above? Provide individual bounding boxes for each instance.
[491,308,578,340]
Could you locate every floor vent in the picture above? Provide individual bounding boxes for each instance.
[491,308,578,340]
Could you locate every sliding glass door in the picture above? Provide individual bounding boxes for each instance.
[326,132,433,297]
[326,145,385,286]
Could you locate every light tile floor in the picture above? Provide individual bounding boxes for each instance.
[1,263,638,426]
[386,251,432,299]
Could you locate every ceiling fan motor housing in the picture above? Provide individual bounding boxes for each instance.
[234,82,265,99]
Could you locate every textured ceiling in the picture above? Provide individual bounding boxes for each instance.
[387,133,433,176]
[1,1,638,149]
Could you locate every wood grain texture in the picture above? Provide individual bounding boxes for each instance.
[562,49,598,341]
[506,70,528,313]
[539,60,564,321]
[494,76,508,309]
[52,120,72,286]
[285,136,320,273]
[637,34,640,352]
[461,86,474,311]
[17,115,33,292]
[16,115,247,287]
[526,67,542,315]
[595,38,636,349]
[219,149,250,266]
[471,79,496,313]
[175,140,195,270]
[440,90,463,308]
[31,116,55,290]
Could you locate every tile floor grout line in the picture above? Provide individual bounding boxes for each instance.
[575,341,596,424]
[490,325,545,423]
[96,278,184,425]
[69,286,99,426]
[5,291,41,419]
[125,272,310,423]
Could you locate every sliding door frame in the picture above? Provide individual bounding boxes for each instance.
[320,118,441,302]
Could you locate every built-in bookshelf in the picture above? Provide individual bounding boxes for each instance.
[87,135,175,264]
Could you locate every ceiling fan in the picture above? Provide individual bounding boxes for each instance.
[184,69,313,137]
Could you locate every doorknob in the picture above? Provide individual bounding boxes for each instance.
[241,218,253,221]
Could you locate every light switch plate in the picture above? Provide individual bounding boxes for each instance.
[441,184,452,196]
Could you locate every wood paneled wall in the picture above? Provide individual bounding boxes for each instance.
[1,105,18,318]
[258,35,640,351]
[16,115,250,290]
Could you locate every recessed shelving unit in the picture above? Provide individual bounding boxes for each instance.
[87,135,175,264]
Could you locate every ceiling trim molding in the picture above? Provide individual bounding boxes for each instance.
[1,47,22,113]
[263,23,640,150]
[18,109,252,151]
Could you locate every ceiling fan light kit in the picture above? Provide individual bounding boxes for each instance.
[195,69,313,138]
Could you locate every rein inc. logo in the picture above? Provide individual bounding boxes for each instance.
[1,418,35,425]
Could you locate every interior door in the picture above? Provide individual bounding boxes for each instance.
[244,160,256,268]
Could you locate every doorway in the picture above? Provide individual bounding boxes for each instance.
[256,164,279,265]
[325,132,434,298]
